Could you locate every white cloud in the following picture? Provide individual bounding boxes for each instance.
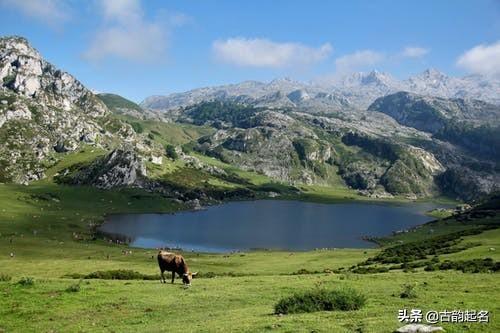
[401,46,429,58]
[212,37,332,68]
[456,41,500,76]
[0,0,69,26]
[335,50,385,73]
[99,0,143,24]
[84,24,167,63]
[84,0,175,63]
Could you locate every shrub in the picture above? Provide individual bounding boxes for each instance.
[294,268,316,275]
[0,273,12,282]
[437,258,499,273]
[351,266,389,274]
[400,284,417,299]
[2,74,16,87]
[17,277,35,286]
[65,270,158,280]
[66,282,81,292]
[128,121,144,134]
[193,271,245,279]
[359,228,491,267]
[424,264,437,271]
[274,288,366,314]
[165,144,179,160]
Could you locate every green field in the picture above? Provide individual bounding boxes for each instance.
[0,149,498,332]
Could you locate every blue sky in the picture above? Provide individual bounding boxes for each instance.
[0,0,499,102]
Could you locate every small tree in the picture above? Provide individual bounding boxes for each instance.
[165,144,178,160]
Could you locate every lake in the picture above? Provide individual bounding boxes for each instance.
[99,200,447,252]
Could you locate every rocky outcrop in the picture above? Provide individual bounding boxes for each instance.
[57,149,147,189]
[1,36,107,116]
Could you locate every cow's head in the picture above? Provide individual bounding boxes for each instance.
[182,271,198,285]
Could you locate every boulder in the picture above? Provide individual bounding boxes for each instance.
[394,324,444,333]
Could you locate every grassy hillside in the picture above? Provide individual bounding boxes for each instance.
[117,114,214,146]
[97,93,143,112]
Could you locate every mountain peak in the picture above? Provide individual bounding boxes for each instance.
[269,77,302,86]
[420,68,447,79]
[0,35,40,58]
[362,70,394,85]
[1,35,107,115]
[0,35,30,45]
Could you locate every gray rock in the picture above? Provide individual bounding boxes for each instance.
[394,324,444,333]
[58,149,147,189]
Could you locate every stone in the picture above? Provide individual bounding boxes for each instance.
[150,155,162,165]
[394,324,444,333]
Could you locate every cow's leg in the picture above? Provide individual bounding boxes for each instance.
[171,271,175,284]
[160,269,166,283]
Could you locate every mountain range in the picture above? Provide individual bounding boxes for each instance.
[1,36,499,202]
[141,69,500,112]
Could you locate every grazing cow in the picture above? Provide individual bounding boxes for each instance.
[157,251,197,285]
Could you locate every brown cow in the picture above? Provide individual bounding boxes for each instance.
[157,251,197,285]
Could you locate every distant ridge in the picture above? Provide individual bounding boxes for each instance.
[141,69,500,111]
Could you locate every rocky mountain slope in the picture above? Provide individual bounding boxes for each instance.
[141,69,500,112]
[162,81,499,200]
[175,100,499,200]
[0,36,148,183]
[369,92,500,159]
[142,78,354,113]
[368,92,500,199]
[368,91,499,133]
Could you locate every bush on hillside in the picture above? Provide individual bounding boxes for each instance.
[17,277,35,286]
[437,258,499,273]
[400,283,418,299]
[66,282,82,292]
[274,288,366,314]
[165,144,179,160]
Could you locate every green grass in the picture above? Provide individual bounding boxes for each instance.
[39,148,107,182]
[426,208,455,219]
[97,93,143,112]
[0,271,498,332]
[117,114,214,146]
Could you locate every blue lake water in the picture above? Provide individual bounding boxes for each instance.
[99,200,447,252]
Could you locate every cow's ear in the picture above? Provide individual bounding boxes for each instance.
[192,272,198,278]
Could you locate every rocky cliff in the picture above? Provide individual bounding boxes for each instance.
[0,36,144,183]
